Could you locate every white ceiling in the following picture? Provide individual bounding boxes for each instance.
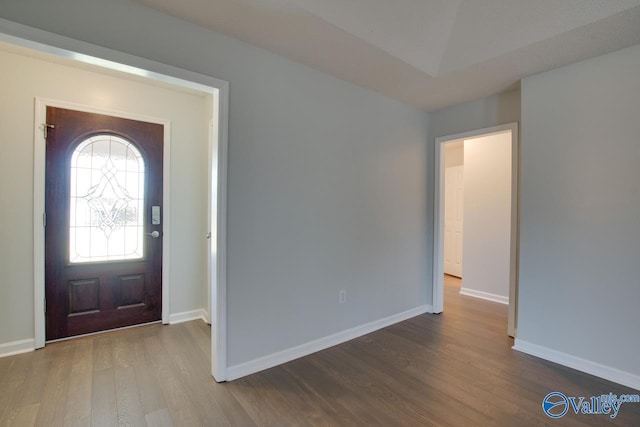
[135,0,640,111]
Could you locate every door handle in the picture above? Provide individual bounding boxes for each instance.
[146,231,160,238]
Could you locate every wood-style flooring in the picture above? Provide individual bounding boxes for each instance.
[1,279,638,426]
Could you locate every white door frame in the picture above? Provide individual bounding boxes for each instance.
[432,122,519,337]
[0,19,229,381]
[208,91,229,381]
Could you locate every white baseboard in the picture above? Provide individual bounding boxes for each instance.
[0,338,35,358]
[513,339,640,392]
[459,287,509,305]
[169,309,208,324]
[227,304,432,381]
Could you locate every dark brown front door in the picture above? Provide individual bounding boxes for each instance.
[45,107,163,340]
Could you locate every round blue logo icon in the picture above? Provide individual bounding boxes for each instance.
[543,392,569,418]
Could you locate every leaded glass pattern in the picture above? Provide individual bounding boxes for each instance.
[69,134,145,263]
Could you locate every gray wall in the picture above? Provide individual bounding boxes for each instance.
[519,44,640,375]
[0,0,430,366]
[430,89,521,140]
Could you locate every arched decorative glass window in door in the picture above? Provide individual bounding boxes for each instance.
[69,134,145,263]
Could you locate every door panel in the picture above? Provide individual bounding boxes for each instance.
[45,107,163,340]
[444,165,463,277]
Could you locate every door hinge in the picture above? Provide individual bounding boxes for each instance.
[42,123,55,139]
[43,212,46,227]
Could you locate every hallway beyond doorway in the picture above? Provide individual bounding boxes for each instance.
[444,274,461,288]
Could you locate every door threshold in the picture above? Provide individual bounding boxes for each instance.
[45,320,162,344]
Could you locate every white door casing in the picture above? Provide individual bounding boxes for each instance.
[433,122,519,337]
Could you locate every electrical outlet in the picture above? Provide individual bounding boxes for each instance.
[339,289,346,304]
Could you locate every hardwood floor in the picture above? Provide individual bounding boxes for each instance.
[444,273,462,288]
[1,288,638,426]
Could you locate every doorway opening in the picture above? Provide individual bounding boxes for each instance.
[0,24,229,381]
[433,123,519,337]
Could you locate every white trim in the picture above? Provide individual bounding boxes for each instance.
[206,115,214,329]
[4,18,229,378]
[33,100,46,349]
[227,305,431,381]
[459,287,509,305]
[507,124,520,338]
[169,309,208,324]
[433,122,519,337]
[160,118,172,325]
[513,339,640,392]
[432,135,445,314]
[212,87,229,382]
[34,98,172,347]
[0,339,35,358]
